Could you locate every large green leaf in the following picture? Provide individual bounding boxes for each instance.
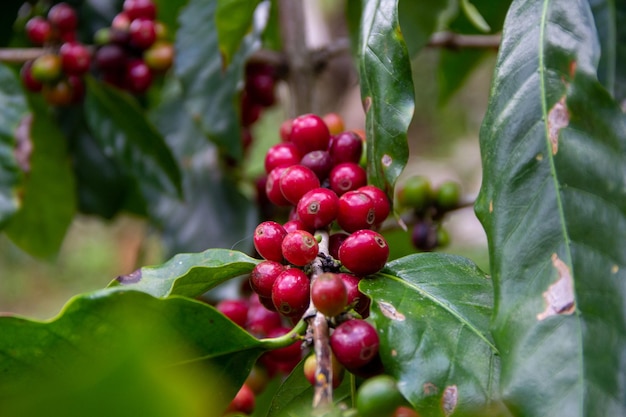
[0,64,28,229]
[361,254,501,416]
[476,0,626,416]
[84,77,182,200]
[616,2,626,102]
[588,0,616,93]
[398,0,454,57]
[5,98,75,258]
[358,0,415,199]
[216,0,261,66]
[0,290,263,417]
[111,248,260,298]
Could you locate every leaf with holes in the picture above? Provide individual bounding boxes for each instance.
[358,0,415,200]
[361,253,502,416]
[475,0,626,416]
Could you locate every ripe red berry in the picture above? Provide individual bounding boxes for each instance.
[125,59,153,93]
[338,230,389,276]
[123,0,157,20]
[226,383,255,415]
[246,72,276,107]
[241,92,261,126]
[253,221,287,262]
[112,12,132,31]
[283,219,313,234]
[265,143,301,173]
[246,294,282,336]
[330,319,380,369]
[330,131,363,164]
[271,268,310,318]
[128,17,157,50]
[311,273,348,317]
[249,260,284,298]
[265,167,291,207]
[281,230,319,266]
[60,42,91,75]
[338,272,370,317]
[358,185,390,225]
[48,3,78,33]
[337,190,376,233]
[95,44,127,71]
[25,16,52,45]
[289,113,331,154]
[322,112,345,135]
[216,299,249,328]
[296,188,339,230]
[279,165,320,205]
[279,118,293,141]
[329,162,367,196]
[20,61,43,92]
[300,150,333,180]
[265,327,303,361]
[328,232,349,259]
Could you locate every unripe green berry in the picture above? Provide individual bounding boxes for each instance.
[356,375,407,417]
[31,54,62,82]
[397,175,431,210]
[435,180,461,210]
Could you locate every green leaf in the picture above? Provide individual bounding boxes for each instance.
[154,0,187,33]
[588,0,616,93]
[0,290,263,417]
[615,2,626,102]
[84,77,182,200]
[398,0,454,57]
[460,0,491,32]
[0,64,28,229]
[361,253,501,416]
[175,0,266,161]
[216,0,261,66]
[111,248,260,298]
[475,0,626,416]
[5,97,75,258]
[359,0,415,200]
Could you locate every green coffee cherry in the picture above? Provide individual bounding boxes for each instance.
[397,176,431,210]
[356,375,407,417]
[31,54,62,82]
[435,180,461,211]
[436,225,450,248]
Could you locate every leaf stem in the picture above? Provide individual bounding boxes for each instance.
[259,318,308,349]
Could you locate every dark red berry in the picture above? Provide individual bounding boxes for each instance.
[67,75,85,103]
[48,3,78,33]
[289,113,331,154]
[279,165,320,205]
[330,319,379,369]
[246,72,275,107]
[271,269,310,318]
[123,0,157,20]
[328,232,349,259]
[129,17,157,49]
[253,221,287,262]
[95,44,127,71]
[124,59,153,93]
[296,188,339,230]
[329,162,367,196]
[250,260,284,298]
[265,167,291,207]
[411,221,438,251]
[281,230,319,266]
[265,327,303,361]
[60,42,91,75]
[338,230,389,276]
[311,273,347,317]
[264,143,301,173]
[358,185,390,225]
[226,383,255,415]
[20,61,43,92]
[300,150,333,180]
[216,299,248,328]
[246,294,282,336]
[330,131,363,164]
[339,272,370,318]
[283,219,313,234]
[241,92,261,126]
[25,17,52,46]
[337,190,376,233]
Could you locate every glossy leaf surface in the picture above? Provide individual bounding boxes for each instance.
[216,0,261,66]
[361,253,500,416]
[398,0,453,57]
[476,0,626,415]
[359,0,415,199]
[111,248,260,298]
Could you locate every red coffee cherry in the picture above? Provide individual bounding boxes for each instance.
[300,150,333,180]
[281,230,319,266]
[279,165,320,205]
[216,299,249,328]
[240,92,261,126]
[128,17,157,50]
[253,221,287,262]
[25,17,52,45]
[95,44,127,71]
[329,162,367,196]
[245,71,276,107]
[358,185,390,225]
[338,230,389,276]
[296,188,339,230]
[329,131,363,164]
[246,294,282,336]
[283,219,314,234]
[330,319,380,369]
[48,3,78,34]
[279,118,293,141]
[338,272,370,318]
[272,268,310,318]
[60,42,91,75]
[265,326,303,361]
[250,260,285,298]
[265,167,291,207]
[311,273,348,317]
[289,113,331,154]
[123,0,157,20]
[265,143,301,173]
[20,61,43,92]
[328,232,349,259]
[337,190,376,233]
[322,112,345,135]
[226,383,255,415]
[124,59,153,93]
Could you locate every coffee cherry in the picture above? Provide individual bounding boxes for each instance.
[246,294,282,336]
[356,375,406,417]
[411,221,437,251]
[241,92,261,126]
[279,118,293,141]
[283,219,314,234]
[245,365,269,394]
[60,42,91,75]
[337,190,376,233]
[435,180,461,210]
[330,319,379,369]
[329,162,367,196]
[265,143,301,173]
[330,131,363,164]
[339,272,370,318]
[25,17,52,45]
[393,406,420,417]
[328,232,349,259]
[437,225,450,247]
[289,113,331,154]
[303,353,344,388]
[246,72,275,107]
[95,44,127,71]
[271,268,310,318]
[250,260,284,298]
[31,54,62,82]
[143,41,174,71]
[265,327,303,361]
[129,17,157,49]
[48,3,78,34]
[123,0,157,20]
[279,165,320,205]
[296,188,339,230]
[300,150,333,180]
[111,12,132,31]
[42,78,74,106]
[20,61,43,92]
[358,185,391,225]
[338,230,389,276]
[125,59,153,93]
[216,299,248,328]
[322,112,345,135]
[226,383,255,415]
[281,230,319,266]
[311,273,347,317]
[253,221,287,262]
[397,175,431,210]
[265,167,291,207]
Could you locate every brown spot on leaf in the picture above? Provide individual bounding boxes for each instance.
[569,61,577,79]
[547,97,569,155]
[116,268,142,284]
[612,265,619,274]
[391,349,397,357]
[423,382,438,395]
[489,200,493,213]
[536,153,543,161]
[15,114,33,173]
[378,301,405,321]
[381,154,392,167]
[537,254,575,320]
[363,96,372,113]
[441,385,458,416]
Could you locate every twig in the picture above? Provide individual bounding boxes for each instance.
[427,32,501,49]
[0,48,47,63]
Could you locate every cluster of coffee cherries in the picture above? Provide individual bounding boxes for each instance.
[396,175,461,251]
[240,62,279,152]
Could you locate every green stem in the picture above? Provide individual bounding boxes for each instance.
[258,318,307,350]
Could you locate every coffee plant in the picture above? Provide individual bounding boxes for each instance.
[0,0,624,416]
